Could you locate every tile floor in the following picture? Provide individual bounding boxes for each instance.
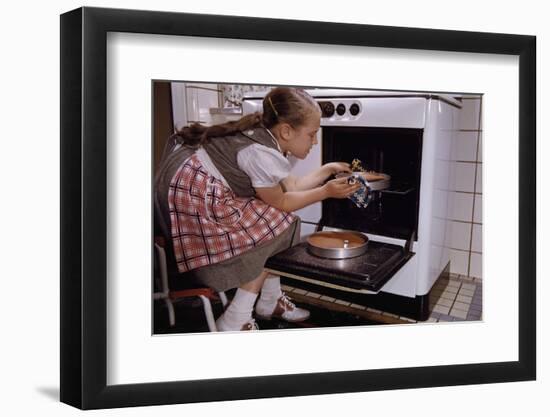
[281,273,482,324]
[154,273,483,334]
[427,273,483,322]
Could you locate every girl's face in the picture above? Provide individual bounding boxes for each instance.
[284,112,321,159]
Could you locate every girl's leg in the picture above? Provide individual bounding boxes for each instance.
[255,273,310,322]
[240,270,270,294]
[215,271,270,331]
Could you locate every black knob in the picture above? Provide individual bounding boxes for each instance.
[336,103,346,116]
[350,103,360,116]
[318,101,335,118]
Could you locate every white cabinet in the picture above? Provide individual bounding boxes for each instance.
[171,82,221,129]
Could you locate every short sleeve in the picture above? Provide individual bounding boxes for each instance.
[237,144,291,188]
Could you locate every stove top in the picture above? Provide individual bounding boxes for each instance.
[265,240,414,292]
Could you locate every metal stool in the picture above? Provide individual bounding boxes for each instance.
[154,241,228,331]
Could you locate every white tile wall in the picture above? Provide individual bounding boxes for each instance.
[477,134,483,162]
[452,162,476,192]
[471,224,482,253]
[475,164,482,193]
[450,193,474,222]
[458,98,481,130]
[450,249,469,276]
[469,253,482,278]
[453,131,478,161]
[447,221,472,251]
[473,195,482,224]
[448,96,482,279]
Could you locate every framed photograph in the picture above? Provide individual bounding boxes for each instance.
[60,6,536,410]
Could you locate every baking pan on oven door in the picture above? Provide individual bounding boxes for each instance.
[265,240,414,293]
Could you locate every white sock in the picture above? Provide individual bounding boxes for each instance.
[258,275,283,307]
[218,288,258,328]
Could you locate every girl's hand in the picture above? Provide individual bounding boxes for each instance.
[322,177,361,199]
[323,162,352,176]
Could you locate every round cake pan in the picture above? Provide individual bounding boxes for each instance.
[365,173,391,191]
[306,230,369,259]
[336,172,391,191]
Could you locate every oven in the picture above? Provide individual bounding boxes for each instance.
[242,90,461,320]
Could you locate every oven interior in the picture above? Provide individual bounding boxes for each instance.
[321,126,423,240]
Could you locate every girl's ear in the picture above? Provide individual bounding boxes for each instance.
[279,123,293,142]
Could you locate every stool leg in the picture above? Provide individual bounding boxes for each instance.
[164,298,176,327]
[198,295,218,331]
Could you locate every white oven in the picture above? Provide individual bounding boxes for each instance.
[242,89,461,320]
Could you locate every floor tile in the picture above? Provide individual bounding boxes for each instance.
[459,288,475,297]
[467,311,482,320]
[452,301,471,312]
[320,295,336,302]
[292,288,308,295]
[441,291,458,301]
[432,288,445,297]
[437,314,455,322]
[349,303,366,310]
[450,308,468,319]
[471,297,482,307]
[433,304,451,315]
[436,298,453,308]
[456,294,473,304]
[446,280,460,288]
[468,297,480,306]
[471,303,482,311]
[444,285,459,294]
[334,299,350,306]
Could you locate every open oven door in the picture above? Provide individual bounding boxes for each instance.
[265,231,415,294]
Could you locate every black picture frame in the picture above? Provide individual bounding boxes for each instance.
[60,6,536,410]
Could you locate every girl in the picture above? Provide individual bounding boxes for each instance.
[155,87,360,331]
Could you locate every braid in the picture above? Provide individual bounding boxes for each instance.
[172,87,319,146]
[173,112,263,146]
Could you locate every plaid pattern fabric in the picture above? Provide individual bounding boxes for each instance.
[169,154,296,272]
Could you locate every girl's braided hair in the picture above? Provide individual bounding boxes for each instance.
[171,87,320,147]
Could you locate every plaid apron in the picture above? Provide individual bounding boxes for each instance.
[169,154,296,273]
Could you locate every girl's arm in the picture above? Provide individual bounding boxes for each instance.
[255,177,360,212]
[282,162,351,192]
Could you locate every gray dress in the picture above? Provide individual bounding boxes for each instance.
[155,126,301,292]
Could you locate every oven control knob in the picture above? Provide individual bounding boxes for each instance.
[318,101,335,118]
[349,103,360,116]
[336,103,346,116]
